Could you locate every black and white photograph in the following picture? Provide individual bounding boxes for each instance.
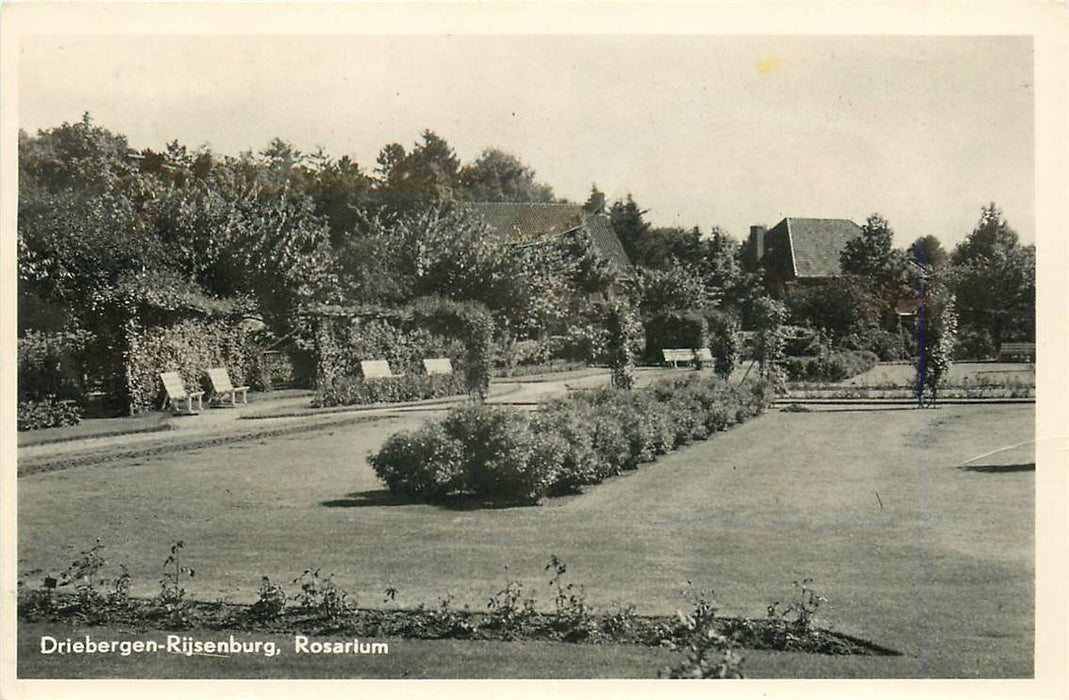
[2,3,1066,698]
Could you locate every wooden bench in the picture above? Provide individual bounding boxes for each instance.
[662,348,697,368]
[359,359,396,379]
[422,358,454,376]
[160,371,203,414]
[207,367,249,407]
[694,348,714,364]
[998,342,1036,362]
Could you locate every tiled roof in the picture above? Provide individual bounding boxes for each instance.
[468,202,584,242]
[784,218,863,278]
[468,202,631,268]
[584,214,632,268]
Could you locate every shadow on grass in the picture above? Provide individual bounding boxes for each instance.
[321,489,535,510]
[958,462,1035,474]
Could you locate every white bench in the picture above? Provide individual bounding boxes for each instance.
[422,358,454,376]
[207,367,249,407]
[160,371,203,414]
[662,348,713,368]
[359,359,396,379]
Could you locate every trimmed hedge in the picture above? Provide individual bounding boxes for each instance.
[314,373,466,407]
[784,350,879,383]
[369,375,773,505]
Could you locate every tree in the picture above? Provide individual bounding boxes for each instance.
[628,265,713,318]
[373,130,461,212]
[608,194,651,264]
[583,184,606,214]
[307,155,373,245]
[456,148,555,203]
[909,235,948,269]
[949,204,1035,353]
[951,203,1020,266]
[841,213,902,281]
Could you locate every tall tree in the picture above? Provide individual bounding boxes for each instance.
[950,204,1034,352]
[951,203,1021,266]
[608,195,650,265]
[909,234,948,268]
[841,213,901,280]
[456,148,554,202]
[583,184,607,214]
[373,130,461,212]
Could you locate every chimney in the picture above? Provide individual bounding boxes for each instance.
[749,225,767,264]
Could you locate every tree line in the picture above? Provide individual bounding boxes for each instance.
[18,112,1035,369]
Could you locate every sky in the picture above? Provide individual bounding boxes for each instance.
[18,34,1034,249]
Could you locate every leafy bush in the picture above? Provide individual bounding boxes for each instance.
[839,325,913,361]
[550,323,610,364]
[370,422,466,499]
[367,375,772,505]
[315,373,465,407]
[17,397,83,431]
[442,404,562,502]
[952,327,995,361]
[18,329,93,402]
[784,350,878,383]
[500,338,551,369]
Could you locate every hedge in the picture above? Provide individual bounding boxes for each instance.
[314,373,466,407]
[784,350,879,383]
[312,297,493,404]
[369,375,773,505]
[124,319,257,414]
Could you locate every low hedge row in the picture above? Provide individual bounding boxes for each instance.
[369,376,773,504]
[314,373,466,407]
[17,397,83,431]
[784,350,878,383]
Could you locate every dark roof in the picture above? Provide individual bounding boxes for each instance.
[783,217,863,278]
[584,214,632,268]
[468,202,584,242]
[468,202,631,268]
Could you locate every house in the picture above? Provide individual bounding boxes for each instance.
[748,217,863,295]
[468,202,632,270]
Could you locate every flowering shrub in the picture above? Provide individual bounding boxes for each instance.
[368,375,772,505]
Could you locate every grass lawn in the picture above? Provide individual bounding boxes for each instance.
[841,362,1035,388]
[17,403,1034,678]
